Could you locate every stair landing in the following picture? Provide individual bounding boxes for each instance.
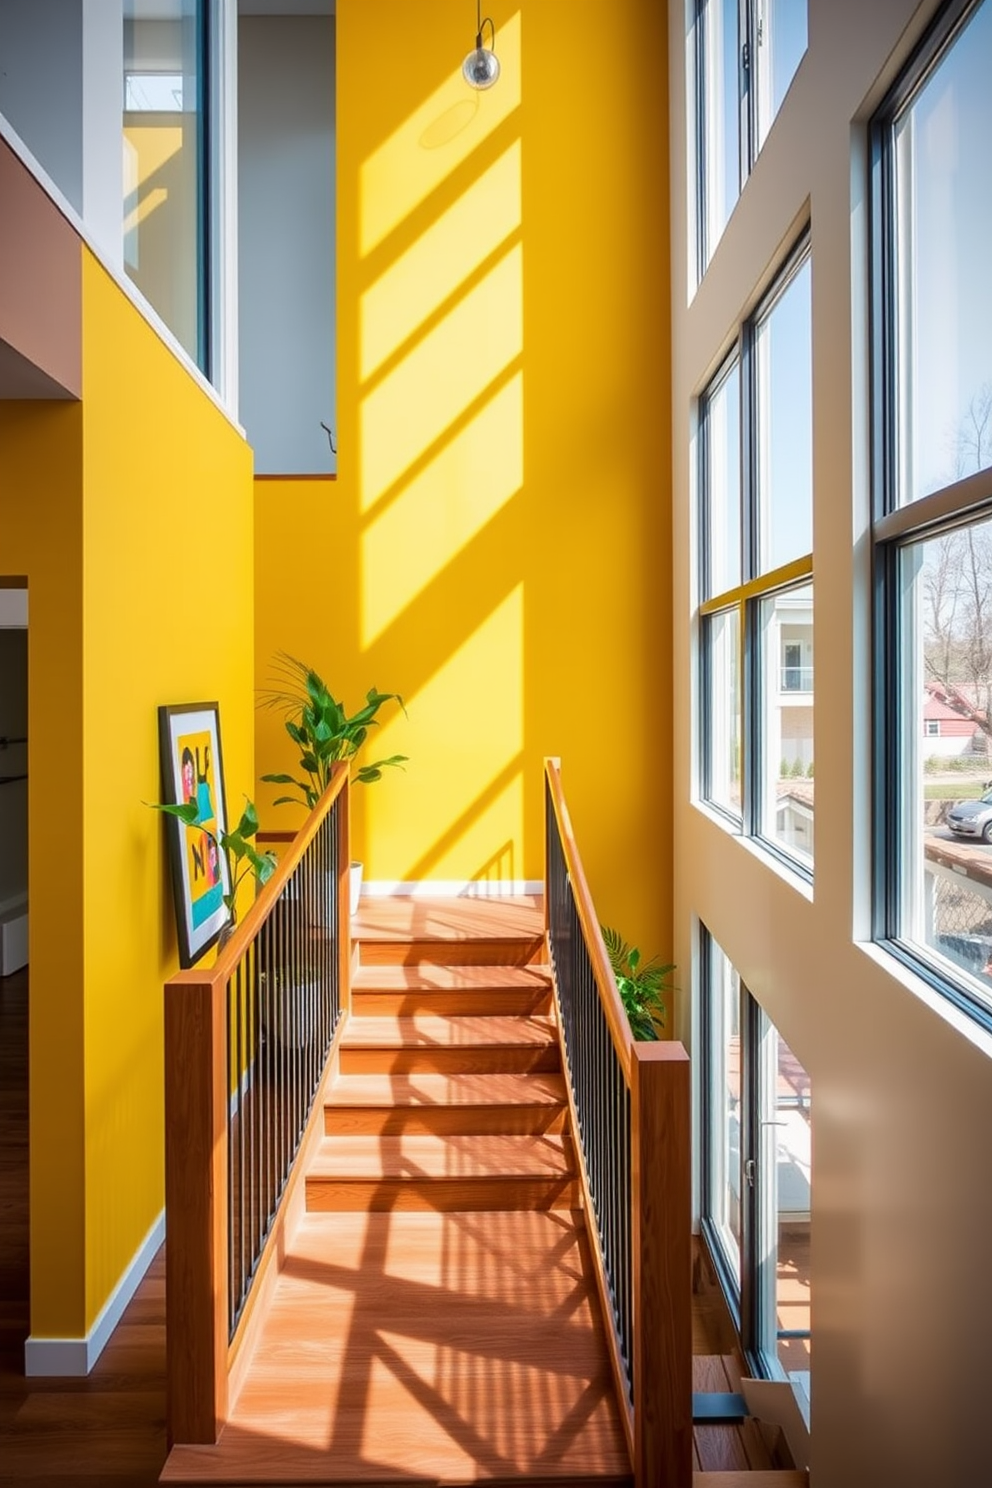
[163,1209,630,1484]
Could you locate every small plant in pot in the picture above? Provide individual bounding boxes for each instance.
[149,797,278,946]
[601,925,675,1041]
[259,653,408,914]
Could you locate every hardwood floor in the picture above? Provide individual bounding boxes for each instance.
[0,968,168,1487]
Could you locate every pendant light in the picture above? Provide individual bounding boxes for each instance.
[462,0,500,90]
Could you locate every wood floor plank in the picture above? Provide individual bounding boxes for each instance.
[163,1210,631,1485]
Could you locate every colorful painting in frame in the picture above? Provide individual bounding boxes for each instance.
[158,702,232,968]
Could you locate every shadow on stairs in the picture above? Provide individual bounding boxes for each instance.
[161,894,633,1487]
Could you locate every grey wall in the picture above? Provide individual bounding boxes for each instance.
[0,0,83,211]
[238,15,336,474]
[0,626,27,908]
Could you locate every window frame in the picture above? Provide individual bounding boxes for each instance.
[699,925,813,1386]
[698,232,814,877]
[694,0,808,275]
[870,0,992,1032]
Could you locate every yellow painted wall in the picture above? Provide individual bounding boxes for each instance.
[0,391,86,1337]
[79,249,254,1329]
[255,0,672,960]
[0,245,254,1340]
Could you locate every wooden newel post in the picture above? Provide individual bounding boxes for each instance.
[630,1041,692,1488]
[165,975,229,1445]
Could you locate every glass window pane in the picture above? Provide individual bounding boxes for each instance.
[757,1016,811,1415]
[759,582,814,866]
[899,521,992,1016]
[893,0,992,506]
[706,934,742,1285]
[699,0,741,266]
[123,0,206,370]
[704,357,741,598]
[756,0,808,149]
[756,256,813,574]
[704,608,742,816]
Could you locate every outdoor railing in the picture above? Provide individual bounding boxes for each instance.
[544,758,692,1488]
[164,765,350,1446]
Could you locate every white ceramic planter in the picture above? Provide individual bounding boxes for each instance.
[350,861,363,916]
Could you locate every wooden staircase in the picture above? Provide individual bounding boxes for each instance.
[161,895,633,1486]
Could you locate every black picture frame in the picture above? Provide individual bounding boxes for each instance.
[157,702,232,968]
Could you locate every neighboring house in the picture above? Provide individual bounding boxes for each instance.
[922,686,982,757]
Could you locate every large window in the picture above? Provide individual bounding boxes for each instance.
[123,0,209,372]
[872,0,992,1027]
[695,0,808,271]
[699,240,814,874]
[700,929,812,1414]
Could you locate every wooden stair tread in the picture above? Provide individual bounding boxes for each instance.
[693,1475,808,1486]
[353,894,543,943]
[308,1133,575,1180]
[161,1210,631,1485]
[341,1014,557,1049]
[352,963,552,991]
[327,1072,567,1107]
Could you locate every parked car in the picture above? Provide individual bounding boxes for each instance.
[947,789,992,842]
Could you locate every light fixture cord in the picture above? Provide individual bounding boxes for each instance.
[474,0,495,51]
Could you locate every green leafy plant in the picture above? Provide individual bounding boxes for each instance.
[259,653,407,810]
[150,797,277,926]
[601,925,675,1041]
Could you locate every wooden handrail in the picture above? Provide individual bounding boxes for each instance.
[205,764,350,991]
[544,758,634,1072]
[165,765,351,1448]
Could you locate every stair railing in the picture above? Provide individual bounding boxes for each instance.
[164,764,351,1447]
[544,758,692,1488]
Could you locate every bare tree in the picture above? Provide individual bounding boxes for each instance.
[924,386,992,748]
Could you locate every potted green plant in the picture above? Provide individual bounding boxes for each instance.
[259,654,407,913]
[149,797,278,946]
[601,925,675,1041]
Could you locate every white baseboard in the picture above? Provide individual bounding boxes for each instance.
[361,880,543,899]
[25,1208,165,1377]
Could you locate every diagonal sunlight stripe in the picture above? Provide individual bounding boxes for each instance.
[361,141,522,382]
[361,372,523,647]
[360,244,523,512]
[360,12,521,257]
[367,587,524,882]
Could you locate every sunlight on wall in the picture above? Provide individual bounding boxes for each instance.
[360,243,523,511]
[366,585,524,880]
[359,12,521,256]
[360,141,522,380]
[361,372,523,645]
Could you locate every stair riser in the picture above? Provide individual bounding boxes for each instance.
[305,1177,581,1212]
[358,937,546,967]
[325,1106,569,1137]
[351,990,554,1017]
[339,1046,561,1076]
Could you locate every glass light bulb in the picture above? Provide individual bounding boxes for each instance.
[462,45,500,89]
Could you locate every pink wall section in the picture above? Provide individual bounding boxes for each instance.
[0,138,81,399]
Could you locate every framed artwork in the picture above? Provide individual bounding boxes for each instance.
[158,702,232,968]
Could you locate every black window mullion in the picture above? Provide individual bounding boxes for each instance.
[740,0,756,183]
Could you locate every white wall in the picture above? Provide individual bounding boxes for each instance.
[238,14,336,474]
[0,0,84,211]
[668,1,992,1484]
